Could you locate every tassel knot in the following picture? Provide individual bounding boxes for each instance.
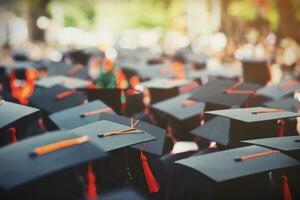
[140,150,160,193]
[278,120,285,137]
[281,175,293,200]
[8,127,17,144]
[86,162,97,200]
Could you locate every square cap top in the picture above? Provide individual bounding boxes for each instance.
[0,100,39,129]
[190,79,261,107]
[29,85,86,114]
[256,80,300,100]
[0,130,107,190]
[81,88,125,113]
[205,107,300,123]
[70,120,156,152]
[96,113,166,156]
[140,78,193,90]
[49,100,115,130]
[43,61,88,79]
[176,145,299,183]
[263,97,300,112]
[243,136,300,152]
[35,75,90,89]
[151,93,205,121]
[101,187,148,200]
[191,117,231,146]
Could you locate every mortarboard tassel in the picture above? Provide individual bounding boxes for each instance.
[278,120,285,137]
[38,118,46,131]
[80,107,113,118]
[281,175,293,200]
[86,162,98,200]
[56,89,77,99]
[279,81,299,90]
[68,64,84,76]
[8,127,17,143]
[140,150,160,193]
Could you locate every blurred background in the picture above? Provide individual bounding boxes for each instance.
[0,0,300,80]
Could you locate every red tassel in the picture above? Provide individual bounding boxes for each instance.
[86,162,97,200]
[278,120,285,137]
[140,150,160,193]
[8,127,17,144]
[282,175,293,200]
[38,118,46,131]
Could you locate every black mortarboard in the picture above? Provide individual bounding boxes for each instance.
[256,80,300,100]
[35,75,91,90]
[101,187,148,200]
[151,93,205,140]
[49,100,115,130]
[243,136,300,161]
[152,93,205,122]
[43,61,88,79]
[189,78,261,108]
[176,145,299,182]
[240,58,272,85]
[0,131,105,195]
[12,49,29,61]
[0,100,39,130]
[204,107,300,147]
[82,88,144,114]
[95,113,166,156]
[70,120,156,152]
[29,85,86,114]
[264,97,300,112]
[191,117,231,146]
[141,78,199,104]
[0,100,40,146]
[63,48,103,66]
[206,107,299,123]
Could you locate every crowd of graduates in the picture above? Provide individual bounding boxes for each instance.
[0,35,300,200]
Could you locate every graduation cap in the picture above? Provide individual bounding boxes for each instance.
[82,88,144,114]
[151,93,205,140]
[243,136,300,161]
[140,78,199,104]
[0,130,107,199]
[240,57,272,85]
[191,117,231,147]
[63,48,104,66]
[70,119,161,193]
[264,97,300,112]
[35,75,91,90]
[176,145,299,182]
[95,113,166,156]
[256,80,300,100]
[189,78,261,109]
[205,107,300,147]
[43,61,88,79]
[49,100,115,130]
[0,100,40,146]
[29,85,86,114]
[12,49,29,61]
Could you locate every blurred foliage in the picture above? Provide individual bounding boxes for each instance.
[46,0,185,30]
[48,0,96,30]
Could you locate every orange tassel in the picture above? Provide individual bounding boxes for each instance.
[8,127,17,144]
[56,89,77,99]
[278,120,285,137]
[86,162,97,200]
[282,175,293,200]
[140,150,160,193]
